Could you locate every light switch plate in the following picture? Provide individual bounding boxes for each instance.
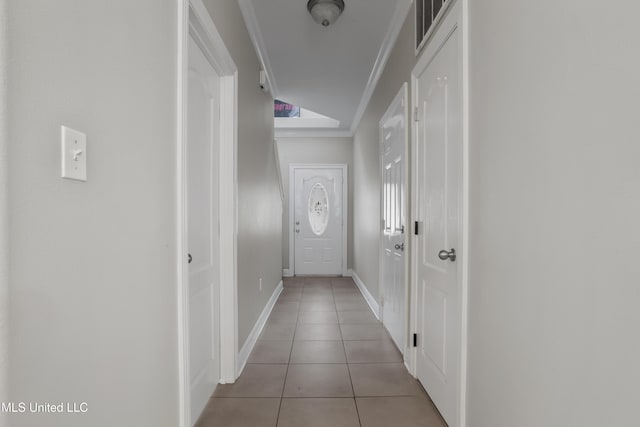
[61,126,87,181]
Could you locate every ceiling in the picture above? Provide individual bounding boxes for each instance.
[239,0,411,135]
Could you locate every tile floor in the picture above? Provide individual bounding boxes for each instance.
[195,276,447,427]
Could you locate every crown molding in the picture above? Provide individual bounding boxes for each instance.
[238,0,279,98]
[275,129,354,139]
[349,0,412,135]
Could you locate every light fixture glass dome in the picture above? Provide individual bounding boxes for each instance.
[307,0,345,27]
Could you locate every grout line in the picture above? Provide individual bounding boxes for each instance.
[275,277,300,425]
[334,284,362,427]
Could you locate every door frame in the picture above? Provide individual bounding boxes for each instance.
[177,1,238,426]
[409,1,469,426]
[378,83,410,356]
[289,164,348,276]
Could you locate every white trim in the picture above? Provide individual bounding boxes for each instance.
[349,0,412,134]
[410,2,467,426]
[409,68,418,380]
[177,1,238,425]
[459,1,470,426]
[288,164,348,277]
[237,280,284,375]
[275,134,354,142]
[378,82,410,358]
[218,71,239,385]
[237,0,279,99]
[275,129,354,139]
[350,270,380,319]
[176,2,189,424]
[282,269,293,278]
[275,117,340,129]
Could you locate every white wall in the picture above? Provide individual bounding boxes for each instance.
[276,137,353,272]
[203,0,282,348]
[352,5,415,301]
[0,1,8,426]
[467,1,640,426]
[8,1,178,426]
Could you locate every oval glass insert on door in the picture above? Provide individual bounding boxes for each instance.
[308,183,330,236]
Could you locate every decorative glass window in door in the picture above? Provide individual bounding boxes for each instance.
[308,183,329,236]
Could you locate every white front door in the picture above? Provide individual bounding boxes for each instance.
[380,86,408,354]
[187,34,220,423]
[414,20,462,426]
[293,167,344,275]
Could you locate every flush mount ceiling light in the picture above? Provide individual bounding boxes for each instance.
[307,0,345,27]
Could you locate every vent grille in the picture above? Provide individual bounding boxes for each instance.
[416,0,450,51]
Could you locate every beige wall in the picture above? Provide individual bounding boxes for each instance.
[0,0,8,423]
[276,137,353,272]
[466,1,640,426]
[352,5,416,301]
[7,1,281,426]
[355,2,640,425]
[8,1,179,426]
[203,0,282,348]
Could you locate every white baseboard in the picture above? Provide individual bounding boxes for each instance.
[350,270,380,319]
[343,269,353,277]
[282,269,293,277]
[237,280,283,376]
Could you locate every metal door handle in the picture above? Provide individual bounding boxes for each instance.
[438,248,456,262]
[295,221,300,225]
[188,253,193,264]
[394,243,404,251]
[295,229,300,233]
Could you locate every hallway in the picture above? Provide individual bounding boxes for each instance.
[195,277,446,427]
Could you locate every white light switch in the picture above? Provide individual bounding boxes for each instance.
[61,126,87,181]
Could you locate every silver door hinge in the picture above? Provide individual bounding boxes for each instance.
[414,106,420,122]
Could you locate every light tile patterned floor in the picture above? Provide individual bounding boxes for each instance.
[195,276,447,427]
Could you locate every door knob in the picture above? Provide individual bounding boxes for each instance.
[438,248,456,262]
[295,229,300,233]
[295,221,300,225]
[188,253,193,264]
[394,243,404,251]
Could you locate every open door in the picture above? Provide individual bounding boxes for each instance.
[380,84,409,354]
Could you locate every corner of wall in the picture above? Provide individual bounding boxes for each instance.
[350,270,380,319]
[236,280,283,377]
[0,0,9,416]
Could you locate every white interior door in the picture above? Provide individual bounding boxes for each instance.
[187,34,220,424]
[414,25,462,426]
[380,87,407,354]
[293,167,344,275]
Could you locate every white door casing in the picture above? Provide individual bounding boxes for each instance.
[380,84,409,354]
[290,165,347,276]
[187,34,221,423]
[411,2,465,426]
[178,1,238,426]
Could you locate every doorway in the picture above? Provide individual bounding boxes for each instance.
[186,32,221,422]
[379,84,409,355]
[177,1,238,426]
[289,165,348,276]
[411,2,466,426]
